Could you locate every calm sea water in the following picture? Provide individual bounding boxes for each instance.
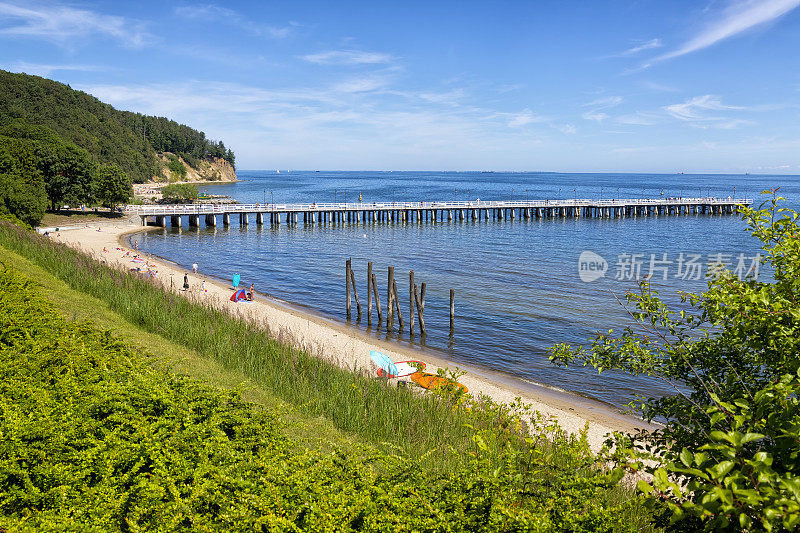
[133,172,799,407]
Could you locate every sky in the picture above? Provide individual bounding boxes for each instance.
[1,0,800,173]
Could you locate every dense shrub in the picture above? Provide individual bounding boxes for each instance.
[0,261,644,531]
[552,192,800,531]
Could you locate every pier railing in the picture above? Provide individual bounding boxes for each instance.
[125,197,753,216]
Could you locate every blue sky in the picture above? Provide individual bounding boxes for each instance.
[2,0,800,173]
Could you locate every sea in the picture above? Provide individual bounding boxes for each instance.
[132,171,800,408]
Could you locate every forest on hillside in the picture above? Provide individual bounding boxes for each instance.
[0,70,236,226]
[0,70,235,183]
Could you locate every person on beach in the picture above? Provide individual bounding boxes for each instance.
[202,280,207,293]
[192,262,198,274]
[247,283,254,301]
[183,273,189,290]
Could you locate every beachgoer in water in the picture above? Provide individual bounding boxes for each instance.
[192,262,198,274]
[183,273,189,290]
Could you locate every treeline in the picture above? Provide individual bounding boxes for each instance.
[0,121,131,226]
[0,70,235,184]
[121,114,235,170]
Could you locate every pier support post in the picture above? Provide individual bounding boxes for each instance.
[367,262,373,325]
[387,266,394,328]
[346,259,352,319]
[450,289,455,332]
[205,214,216,227]
[409,270,415,336]
[223,213,230,226]
[171,216,181,227]
[189,215,199,227]
[156,215,165,227]
[256,212,264,225]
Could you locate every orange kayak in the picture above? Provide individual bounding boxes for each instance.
[410,372,468,394]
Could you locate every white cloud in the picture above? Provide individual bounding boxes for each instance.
[616,112,659,126]
[584,96,623,108]
[173,4,293,38]
[650,0,800,65]
[582,112,610,122]
[663,95,756,129]
[664,94,741,120]
[506,109,547,127]
[582,96,622,122]
[4,61,108,76]
[302,50,393,65]
[76,80,561,169]
[614,38,662,57]
[558,124,577,134]
[332,76,390,93]
[0,1,150,47]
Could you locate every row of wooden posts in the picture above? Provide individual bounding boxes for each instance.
[346,259,454,335]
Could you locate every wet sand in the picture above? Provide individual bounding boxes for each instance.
[52,221,655,449]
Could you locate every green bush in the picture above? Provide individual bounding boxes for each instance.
[552,192,800,531]
[161,182,197,203]
[0,259,643,531]
[166,155,187,180]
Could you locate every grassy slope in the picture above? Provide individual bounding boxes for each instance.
[0,229,657,531]
[0,242,363,453]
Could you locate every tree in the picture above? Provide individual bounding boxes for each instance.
[551,192,800,530]
[0,141,47,227]
[161,183,198,203]
[96,163,132,211]
[166,155,186,180]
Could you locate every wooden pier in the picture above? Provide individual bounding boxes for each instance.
[127,197,752,228]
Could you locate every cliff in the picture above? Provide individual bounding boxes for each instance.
[156,153,237,183]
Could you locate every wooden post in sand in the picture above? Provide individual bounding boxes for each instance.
[409,270,415,335]
[349,267,361,319]
[372,271,382,325]
[367,261,373,325]
[450,289,455,332]
[387,266,394,328]
[392,277,403,330]
[346,259,352,319]
[414,283,426,335]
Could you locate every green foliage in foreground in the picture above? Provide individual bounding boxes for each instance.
[552,192,800,531]
[0,261,641,530]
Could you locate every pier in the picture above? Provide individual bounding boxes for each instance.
[126,197,753,228]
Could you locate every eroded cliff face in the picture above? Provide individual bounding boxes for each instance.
[154,153,237,183]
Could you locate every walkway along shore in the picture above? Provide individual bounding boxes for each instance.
[53,222,655,450]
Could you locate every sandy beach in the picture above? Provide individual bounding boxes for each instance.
[51,221,654,449]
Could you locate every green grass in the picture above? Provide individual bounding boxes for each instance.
[0,241,365,455]
[0,220,659,530]
[0,221,489,468]
[39,208,123,228]
[0,264,646,531]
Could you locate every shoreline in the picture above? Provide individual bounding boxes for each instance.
[53,222,656,449]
